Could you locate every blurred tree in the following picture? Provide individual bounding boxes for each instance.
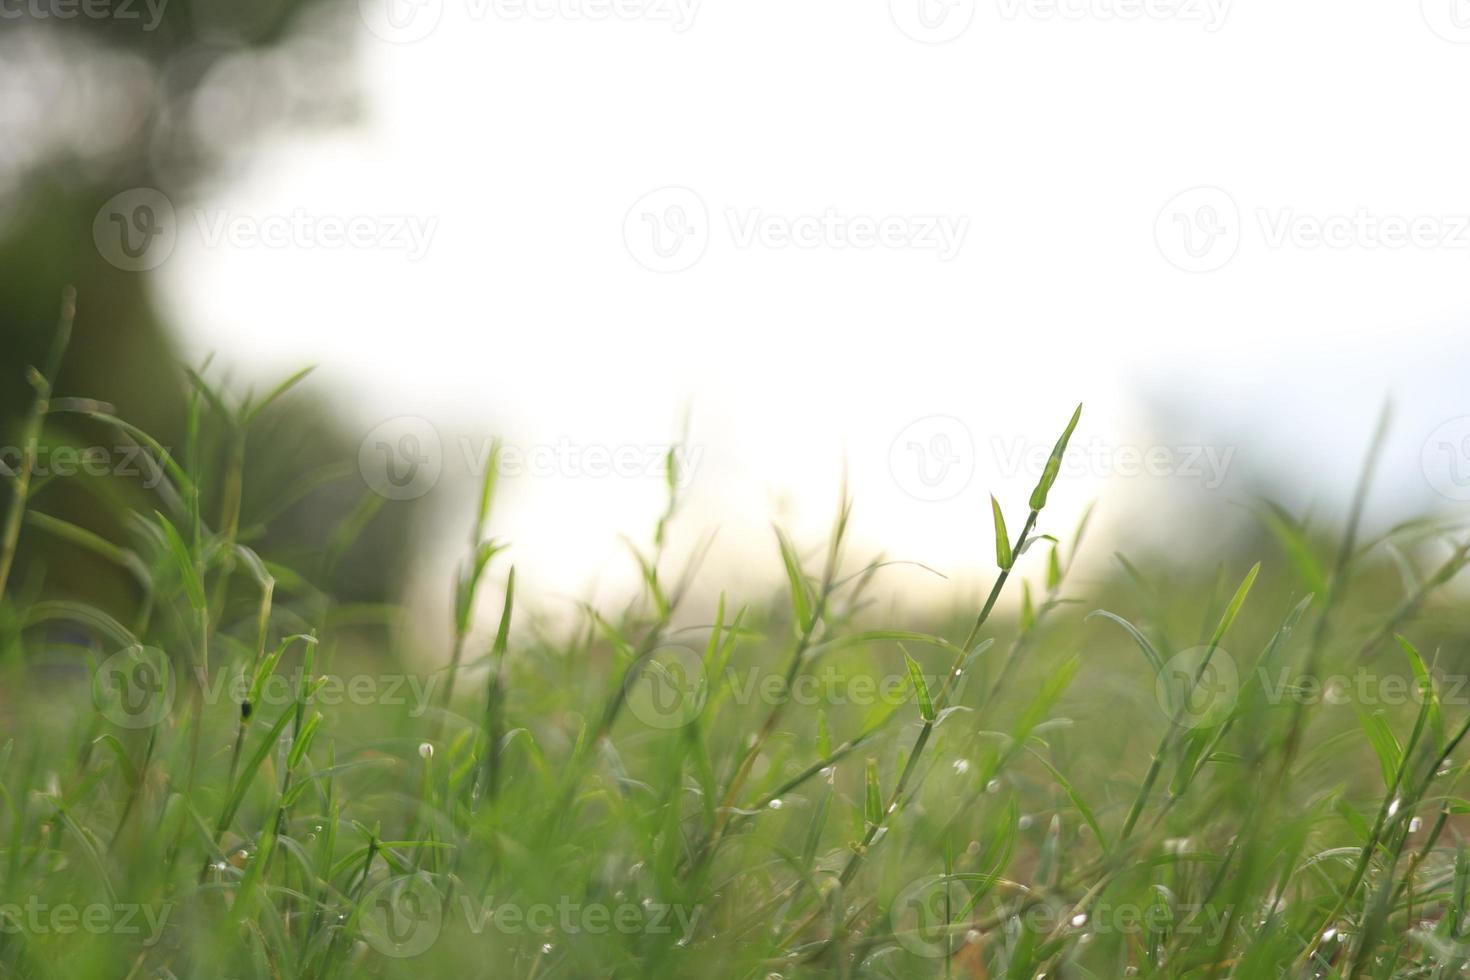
[0,2,417,615]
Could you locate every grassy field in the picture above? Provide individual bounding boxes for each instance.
[3,293,1470,978]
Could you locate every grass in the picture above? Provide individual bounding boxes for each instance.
[3,294,1470,977]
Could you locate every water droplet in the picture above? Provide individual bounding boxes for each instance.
[418,742,434,759]
[986,778,1001,794]
[768,798,783,810]
[1409,816,1423,833]
[965,928,981,945]
[1018,815,1034,830]
[541,943,553,954]
[1387,798,1401,818]
[952,759,970,775]
[1070,913,1088,928]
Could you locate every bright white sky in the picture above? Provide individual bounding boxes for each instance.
[160,0,1470,613]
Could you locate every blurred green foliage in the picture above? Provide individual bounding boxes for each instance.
[0,2,419,606]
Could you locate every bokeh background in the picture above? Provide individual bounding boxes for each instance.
[5,0,1470,634]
